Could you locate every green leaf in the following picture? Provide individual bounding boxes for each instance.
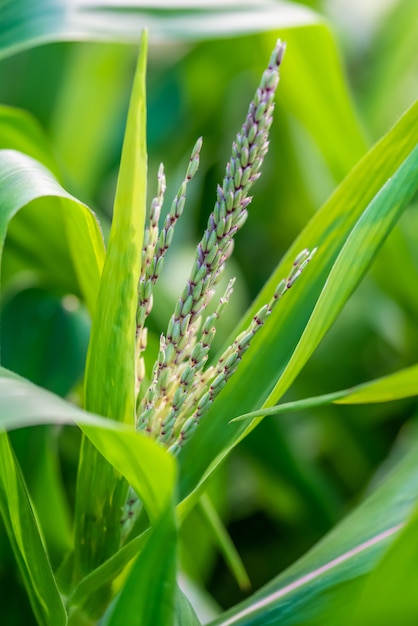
[0,432,67,626]
[336,363,418,405]
[73,30,148,580]
[50,43,135,197]
[0,364,177,618]
[350,504,418,626]
[0,104,60,175]
[274,25,367,182]
[67,532,150,617]
[107,500,177,626]
[0,366,175,524]
[175,586,203,626]
[83,30,147,425]
[0,148,105,314]
[178,100,418,503]
[232,363,418,423]
[80,424,175,526]
[263,143,418,411]
[199,494,250,591]
[208,436,418,625]
[0,1,320,61]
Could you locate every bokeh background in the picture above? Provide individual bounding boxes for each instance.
[0,0,417,622]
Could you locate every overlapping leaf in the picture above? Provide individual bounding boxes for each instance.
[73,31,148,578]
[178,101,418,502]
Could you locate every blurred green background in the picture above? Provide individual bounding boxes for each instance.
[0,0,417,622]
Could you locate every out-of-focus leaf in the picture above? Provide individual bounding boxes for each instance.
[73,30,148,579]
[10,426,73,564]
[0,363,177,616]
[0,104,60,175]
[66,532,150,616]
[0,433,67,626]
[1,285,90,396]
[361,0,418,137]
[350,504,418,626]
[50,43,134,196]
[208,436,418,625]
[199,493,250,591]
[0,1,320,61]
[270,25,367,182]
[178,100,418,504]
[0,149,105,313]
[175,586,203,626]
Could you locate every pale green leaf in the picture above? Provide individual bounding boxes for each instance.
[73,31,148,579]
[0,1,320,60]
[0,366,175,526]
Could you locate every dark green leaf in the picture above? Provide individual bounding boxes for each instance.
[0,433,67,626]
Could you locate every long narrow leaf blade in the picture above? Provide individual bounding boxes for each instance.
[208,437,418,625]
[351,506,418,625]
[73,31,148,579]
[107,500,177,626]
[0,433,67,626]
[179,101,418,502]
[0,1,319,60]
[262,144,418,412]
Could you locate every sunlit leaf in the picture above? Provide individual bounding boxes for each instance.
[0,1,320,60]
[0,366,175,526]
[73,30,148,580]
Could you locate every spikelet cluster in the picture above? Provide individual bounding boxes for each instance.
[119,39,318,536]
[133,39,315,454]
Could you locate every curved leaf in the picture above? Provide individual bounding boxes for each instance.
[0,104,60,175]
[0,368,176,622]
[0,149,105,314]
[232,362,418,423]
[262,143,418,413]
[0,1,320,60]
[0,367,175,527]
